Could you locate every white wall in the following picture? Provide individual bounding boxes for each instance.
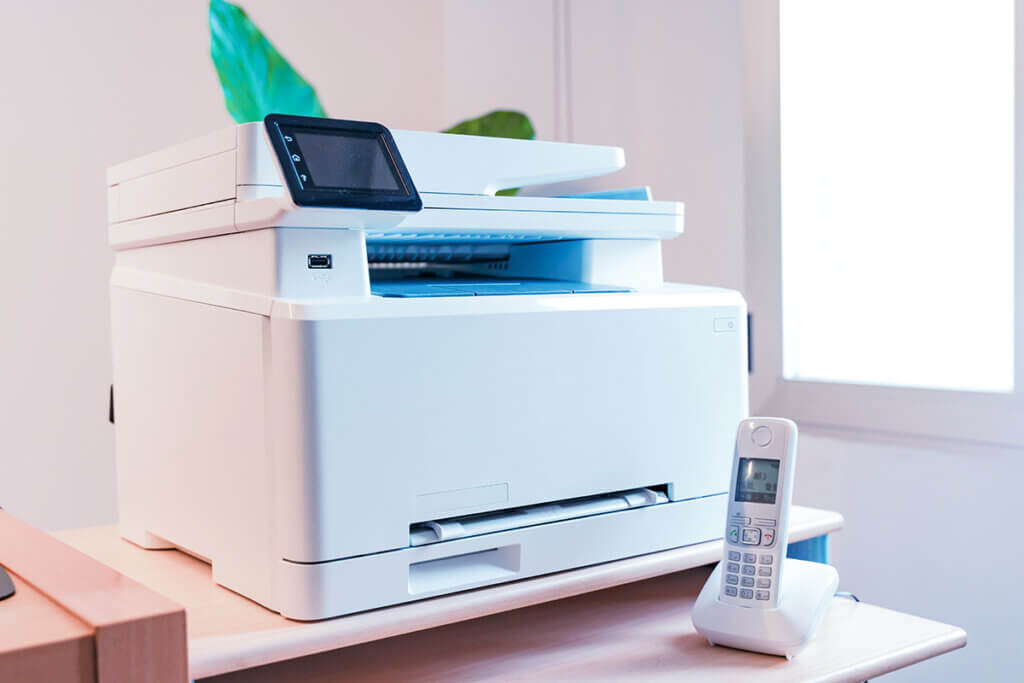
[0,0,446,531]
[568,0,745,290]
[794,434,1018,682]
[443,0,560,140]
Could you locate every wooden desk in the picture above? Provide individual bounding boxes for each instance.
[203,567,966,683]
[45,505,959,681]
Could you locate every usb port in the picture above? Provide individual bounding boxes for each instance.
[307,254,332,269]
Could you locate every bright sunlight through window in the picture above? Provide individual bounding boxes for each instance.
[780,0,1015,393]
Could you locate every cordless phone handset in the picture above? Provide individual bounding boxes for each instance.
[719,417,797,609]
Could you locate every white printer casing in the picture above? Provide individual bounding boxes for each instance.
[106,116,748,620]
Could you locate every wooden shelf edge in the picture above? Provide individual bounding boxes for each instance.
[821,626,968,683]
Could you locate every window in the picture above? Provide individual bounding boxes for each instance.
[781,0,1014,394]
[743,0,1024,445]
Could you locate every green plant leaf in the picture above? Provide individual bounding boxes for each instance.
[444,110,535,140]
[209,0,326,123]
[445,110,534,195]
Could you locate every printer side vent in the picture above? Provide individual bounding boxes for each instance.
[409,485,670,547]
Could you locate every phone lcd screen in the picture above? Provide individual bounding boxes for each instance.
[734,457,780,504]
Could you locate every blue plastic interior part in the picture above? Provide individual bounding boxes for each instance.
[555,186,652,201]
[787,535,830,564]
[371,278,630,298]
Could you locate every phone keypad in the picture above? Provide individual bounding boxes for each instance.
[724,552,775,602]
[725,511,779,602]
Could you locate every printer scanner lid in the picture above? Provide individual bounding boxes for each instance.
[106,115,684,250]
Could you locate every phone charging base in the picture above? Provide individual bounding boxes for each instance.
[691,557,839,658]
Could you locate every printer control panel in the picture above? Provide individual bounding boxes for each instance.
[264,114,422,212]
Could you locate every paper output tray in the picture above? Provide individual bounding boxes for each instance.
[410,487,668,545]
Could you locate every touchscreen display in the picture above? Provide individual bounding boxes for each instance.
[265,114,421,211]
[734,457,780,504]
[293,131,403,192]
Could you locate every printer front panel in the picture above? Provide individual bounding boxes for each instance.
[270,292,748,564]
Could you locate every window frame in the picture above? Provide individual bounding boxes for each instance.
[741,0,1024,447]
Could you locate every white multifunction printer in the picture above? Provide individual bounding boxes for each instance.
[106,114,749,620]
